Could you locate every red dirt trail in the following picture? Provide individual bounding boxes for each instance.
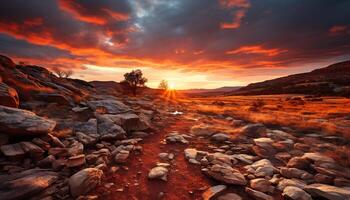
[93,113,212,200]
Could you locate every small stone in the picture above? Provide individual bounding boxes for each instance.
[148,166,168,181]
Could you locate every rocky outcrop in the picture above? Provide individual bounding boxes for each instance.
[0,105,56,135]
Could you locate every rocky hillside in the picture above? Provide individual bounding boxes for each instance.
[0,55,169,199]
[232,61,350,96]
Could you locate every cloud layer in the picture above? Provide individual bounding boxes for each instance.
[0,0,349,88]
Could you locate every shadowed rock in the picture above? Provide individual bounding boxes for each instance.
[0,169,58,200]
[0,105,56,135]
[0,82,19,108]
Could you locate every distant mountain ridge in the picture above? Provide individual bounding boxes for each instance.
[231,60,350,96]
[181,86,241,94]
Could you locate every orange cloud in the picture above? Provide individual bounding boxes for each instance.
[226,45,287,56]
[58,1,107,25]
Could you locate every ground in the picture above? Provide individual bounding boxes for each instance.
[90,94,350,200]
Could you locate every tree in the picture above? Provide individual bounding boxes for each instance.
[53,68,74,78]
[158,80,169,90]
[123,69,148,95]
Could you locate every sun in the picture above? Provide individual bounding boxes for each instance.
[168,82,176,90]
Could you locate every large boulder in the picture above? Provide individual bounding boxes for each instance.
[0,83,19,108]
[69,168,103,197]
[0,169,58,200]
[0,106,56,135]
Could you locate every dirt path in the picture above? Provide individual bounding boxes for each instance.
[93,110,212,200]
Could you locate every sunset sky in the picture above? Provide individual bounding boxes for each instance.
[0,0,350,89]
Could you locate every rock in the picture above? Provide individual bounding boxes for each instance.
[184,148,199,160]
[97,115,126,140]
[132,131,149,138]
[204,164,247,185]
[211,133,230,142]
[252,145,275,159]
[314,173,334,184]
[37,155,56,168]
[72,106,89,112]
[0,82,19,108]
[232,154,255,164]
[0,169,58,200]
[240,124,266,138]
[148,166,168,181]
[217,193,242,200]
[114,150,130,163]
[202,185,227,200]
[305,184,350,200]
[207,152,237,166]
[282,186,312,200]
[69,168,103,197]
[334,177,350,187]
[287,157,310,170]
[301,153,334,163]
[253,138,274,147]
[250,159,277,177]
[269,130,295,140]
[245,187,273,200]
[166,132,189,144]
[312,162,350,179]
[250,178,274,193]
[159,153,170,161]
[0,143,25,159]
[48,134,65,148]
[20,141,45,160]
[34,93,70,105]
[67,154,86,167]
[76,132,98,146]
[74,119,98,136]
[48,147,69,157]
[280,167,313,180]
[277,179,306,191]
[275,152,291,163]
[32,138,50,151]
[190,124,216,136]
[87,99,131,114]
[112,113,150,132]
[0,105,56,135]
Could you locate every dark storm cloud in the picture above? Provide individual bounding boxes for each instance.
[0,0,349,72]
[0,33,74,59]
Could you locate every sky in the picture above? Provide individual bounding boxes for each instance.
[0,0,350,89]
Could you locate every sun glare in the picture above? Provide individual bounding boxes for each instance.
[168,82,176,90]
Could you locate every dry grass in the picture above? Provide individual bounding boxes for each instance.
[182,95,350,138]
